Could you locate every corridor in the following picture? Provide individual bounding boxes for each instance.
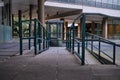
[0,47,120,80]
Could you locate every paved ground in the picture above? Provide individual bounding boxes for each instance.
[0,47,120,80]
[86,40,120,65]
[0,38,33,61]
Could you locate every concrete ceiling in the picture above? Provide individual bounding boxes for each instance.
[12,0,81,22]
[11,0,105,22]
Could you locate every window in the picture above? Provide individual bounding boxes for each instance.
[108,0,112,4]
[102,0,108,3]
[113,0,118,5]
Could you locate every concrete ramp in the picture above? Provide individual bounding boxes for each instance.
[0,47,120,80]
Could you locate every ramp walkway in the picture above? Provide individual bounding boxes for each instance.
[0,47,120,80]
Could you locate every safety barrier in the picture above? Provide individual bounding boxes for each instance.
[66,14,86,65]
[66,13,119,65]
[19,19,50,55]
[85,33,116,64]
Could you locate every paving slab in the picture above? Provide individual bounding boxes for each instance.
[0,47,120,80]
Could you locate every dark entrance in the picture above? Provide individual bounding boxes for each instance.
[46,20,64,47]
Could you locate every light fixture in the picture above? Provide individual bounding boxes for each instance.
[0,1,4,7]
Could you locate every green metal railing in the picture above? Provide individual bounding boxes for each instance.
[85,33,116,64]
[19,19,50,55]
[66,14,86,65]
[66,13,119,65]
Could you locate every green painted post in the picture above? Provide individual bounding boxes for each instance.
[43,29,45,49]
[28,24,31,50]
[113,43,116,64]
[86,33,88,48]
[34,19,37,55]
[72,23,75,54]
[66,31,68,48]
[68,31,69,49]
[91,35,93,54]
[46,30,47,48]
[19,21,22,55]
[70,29,71,51]
[18,10,22,55]
[81,14,86,65]
[78,43,80,55]
[38,23,41,51]
[98,38,101,58]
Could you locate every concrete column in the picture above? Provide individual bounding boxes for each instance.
[64,21,68,40]
[2,0,4,25]
[38,0,44,25]
[102,18,108,39]
[91,21,95,34]
[18,10,22,37]
[12,14,14,36]
[78,23,81,38]
[29,5,33,35]
[9,0,12,26]
[60,18,65,40]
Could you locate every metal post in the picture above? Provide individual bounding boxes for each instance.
[91,35,93,54]
[18,10,22,55]
[70,29,71,51]
[81,14,86,65]
[38,23,41,51]
[86,33,88,48]
[34,19,37,55]
[66,31,68,48]
[72,23,75,54]
[98,38,101,58]
[113,43,116,64]
[28,23,31,50]
[12,14,14,36]
[78,43,80,55]
[43,28,45,49]
[28,5,33,50]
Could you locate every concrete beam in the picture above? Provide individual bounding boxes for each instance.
[46,10,82,19]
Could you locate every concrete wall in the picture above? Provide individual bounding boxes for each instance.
[0,25,12,43]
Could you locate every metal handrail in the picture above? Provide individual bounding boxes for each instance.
[86,32,116,64]
[19,19,50,55]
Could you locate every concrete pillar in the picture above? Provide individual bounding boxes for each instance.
[12,14,14,36]
[2,0,4,25]
[38,0,44,25]
[60,18,65,40]
[29,5,33,35]
[9,0,12,26]
[102,18,108,39]
[78,23,81,38]
[18,10,22,37]
[64,21,68,40]
[91,21,95,34]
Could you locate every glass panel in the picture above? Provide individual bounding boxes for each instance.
[50,24,57,38]
[113,0,118,5]
[108,0,112,4]
[102,0,108,3]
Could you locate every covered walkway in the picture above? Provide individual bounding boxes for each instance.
[0,47,120,80]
